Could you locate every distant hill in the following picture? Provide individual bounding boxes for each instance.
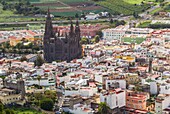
[0,0,168,17]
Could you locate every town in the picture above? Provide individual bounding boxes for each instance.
[0,0,170,114]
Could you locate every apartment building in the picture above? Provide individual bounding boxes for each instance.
[100,88,126,109]
[126,90,149,110]
[102,25,128,42]
[155,94,170,114]
[70,104,94,114]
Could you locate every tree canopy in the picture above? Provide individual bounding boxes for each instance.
[98,102,110,114]
[35,54,44,66]
[40,98,54,111]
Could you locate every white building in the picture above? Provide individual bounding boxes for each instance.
[85,12,99,20]
[25,77,55,86]
[150,81,158,95]
[95,74,103,84]
[100,12,109,17]
[150,37,165,45]
[102,25,128,42]
[70,104,94,114]
[160,83,170,94]
[125,28,153,37]
[100,89,125,109]
[0,70,7,76]
[162,30,170,41]
[105,79,126,90]
[155,94,170,114]
[64,87,98,97]
[91,50,106,63]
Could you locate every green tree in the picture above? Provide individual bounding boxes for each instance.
[96,31,103,38]
[40,98,54,111]
[4,109,15,114]
[0,103,3,113]
[75,13,79,18]
[3,42,10,48]
[37,75,41,87]
[44,90,57,102]
[80,37,89,44]
[98,102,110,114]
[133,11,139,19]
[34,92,43,106]
[35,54,44,66]
[26,0,30,6]
[94,35,100,43]
[0,76,6,87]
[15,43,23,49]
[20,56,27,62]
[110,18,113,24]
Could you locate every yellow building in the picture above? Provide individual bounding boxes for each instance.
[115,55,136,62]
[9,36,22,46]
[9,30,43,46]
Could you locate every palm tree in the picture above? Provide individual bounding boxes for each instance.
[0,76,6,87]
[98,102,110,114]
[37,75,41,88]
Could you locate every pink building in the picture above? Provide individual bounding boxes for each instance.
[53,24,107,38]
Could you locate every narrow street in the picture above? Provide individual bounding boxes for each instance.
[56,88,65,113]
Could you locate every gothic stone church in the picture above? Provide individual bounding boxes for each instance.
[43,10,82,63]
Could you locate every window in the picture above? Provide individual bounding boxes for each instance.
[104,98,107,103]
[51,47,54,53]
[139,101,142,103]
[71,49,73,53]
[65,48,67,53]
[74,49,76,53]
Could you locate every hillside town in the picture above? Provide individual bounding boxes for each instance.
[0,19,170,113]
[0,0,170,114]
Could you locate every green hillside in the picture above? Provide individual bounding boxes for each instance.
[0,0,166,18]
[96,0,151,15]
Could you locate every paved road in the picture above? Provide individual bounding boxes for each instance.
[139,4,160,17]
[0,18,109,25]
[56,88,65,110]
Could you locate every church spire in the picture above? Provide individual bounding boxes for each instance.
[75,19,80,33]
[70,20,74,34]
[76,19,79,27]
[44,7,54,37]
[47,7,50,18]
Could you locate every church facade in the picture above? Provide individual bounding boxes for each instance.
[43,9,82,63]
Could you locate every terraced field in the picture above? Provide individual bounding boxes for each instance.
[30,0,105,17]
[97,0,151,15]
[0,0,161,17]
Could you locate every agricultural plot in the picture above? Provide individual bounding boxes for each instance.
[124,0,143,4]
[97,0,151,15]
[59,0,90,3]
[124,0,156,4]
[30,0,106,17]
[1,0,159,18]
